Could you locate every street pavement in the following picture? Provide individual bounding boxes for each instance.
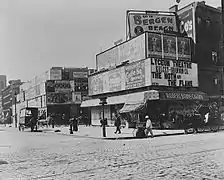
[1,126,224,179]
[40,125,185,139]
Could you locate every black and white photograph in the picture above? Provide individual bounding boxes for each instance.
[1,0,224,179]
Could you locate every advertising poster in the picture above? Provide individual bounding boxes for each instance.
[177,37,191,61]
[46,92,72,104]
[128,11,178,38]
[177,3,195,42]
[125,61,145,90]
[96,47,119,71]
[163,35,177,59]
[49,69,62,80]
[150,57,198,87]
[45,80,72,93]
[73,72,88,78]
[88,74,104,96]
[147,33,162,58]
[108,68,122,92]
[96,33,146,71]
[72,92,82,104]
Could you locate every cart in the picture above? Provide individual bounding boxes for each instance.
[18,107,38,132]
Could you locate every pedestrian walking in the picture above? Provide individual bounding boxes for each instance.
[114,114,121,134]
[73,116,78,132]
[69,116,74,134]
[145,115,154,138]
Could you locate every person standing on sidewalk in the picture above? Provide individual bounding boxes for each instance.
[73,115,78,132]
[69,116,74,134]
[145,115,154,138]
[114,114,121,134]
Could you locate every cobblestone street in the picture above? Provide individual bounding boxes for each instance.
[1,127,224,180]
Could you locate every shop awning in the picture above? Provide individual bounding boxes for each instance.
[119,90,159,113]
[81,99,101,107]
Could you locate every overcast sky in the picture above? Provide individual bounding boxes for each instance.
[0,0,221,82]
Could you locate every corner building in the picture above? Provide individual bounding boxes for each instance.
[82,31,208,128]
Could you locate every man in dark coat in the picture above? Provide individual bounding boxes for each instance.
[114,114,121,134]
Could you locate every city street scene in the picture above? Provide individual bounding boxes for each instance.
[1,0,224,179]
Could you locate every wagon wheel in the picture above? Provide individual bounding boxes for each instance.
[210,124,219,132]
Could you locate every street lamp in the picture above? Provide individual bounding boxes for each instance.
[14,92,17,128]
[99,97,107,137]
[220,0,224,96]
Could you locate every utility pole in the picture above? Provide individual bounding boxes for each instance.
[14,93,17,128]
[99,97,107,137]
[220,0,224,96]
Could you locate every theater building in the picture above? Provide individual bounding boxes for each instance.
[81,31,207,127]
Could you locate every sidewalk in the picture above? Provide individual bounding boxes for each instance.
[41,125,185,140]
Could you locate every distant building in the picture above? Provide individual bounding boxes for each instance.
[2,79,22,125]
[17,67,90,126]
[0,75,6,92]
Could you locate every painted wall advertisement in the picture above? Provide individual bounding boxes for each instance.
[125,61,145,89]
[177,3,195,42]
[72,92,82,104]
[73,71,88,78]
[163,35,176,59]
[150,57,198,87]
[127,11,178,39]
[49,69,62,80]
[147,33,162,58]
[46,92,72,104]
[88,74,104,96]
[45,80,72,93]
[96,33,145,71]
[147,33,191,61]
[108,68,123,92]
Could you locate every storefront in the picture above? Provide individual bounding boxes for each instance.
[119,90,208,129]
[81,94,129,126]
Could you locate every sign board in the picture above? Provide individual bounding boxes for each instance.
[162,92,205,100]
[46,92,72,104]
[125,61,145,90]
[108,67,125,92]
[150,57,198,87]
[163,35,177,59]
[96,33,146,71]
[73,72,88,78]
[49,69,62,80]
[72,92,82,104]
[88,73,104,96]
[45,80,72,93]
[177,3,196,42]
[127,11,178,39]
[146,32,191,61]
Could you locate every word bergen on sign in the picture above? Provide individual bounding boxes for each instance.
[128,13,177,38]
[150,58,197,87]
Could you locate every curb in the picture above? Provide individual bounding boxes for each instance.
[43,129,185,140]
[103,132,185,140]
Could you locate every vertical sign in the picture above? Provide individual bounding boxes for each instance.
[177,3,196,42]
[163,35,177,59]
[108,68,122,92]
[125,61,145,89]
[147,33,162,58]
[88,74,104,96]
[177,37,191,61]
